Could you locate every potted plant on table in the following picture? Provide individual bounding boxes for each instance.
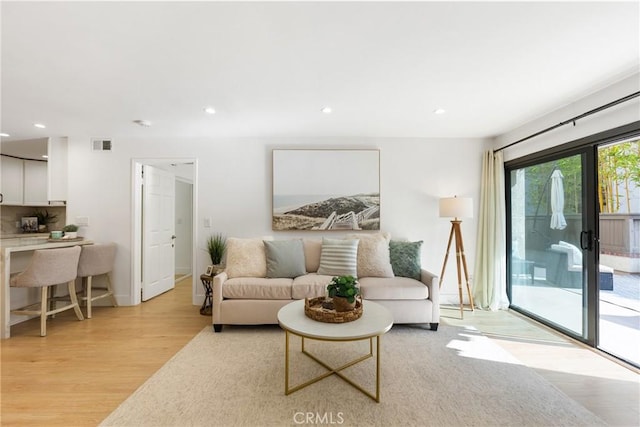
[206,233,227,276]
[62,224,79,239]
[327,275,360,312]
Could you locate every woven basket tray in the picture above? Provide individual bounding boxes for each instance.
[304,296,363,323]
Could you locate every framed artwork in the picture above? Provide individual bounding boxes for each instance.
[205,265,214,276]
[21,217,38,233]
[272,149,380,231]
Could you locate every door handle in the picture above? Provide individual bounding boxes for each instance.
[580,230,594,251]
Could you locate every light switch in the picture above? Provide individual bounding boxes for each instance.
[76,216,89,226]
[204,217,211,228]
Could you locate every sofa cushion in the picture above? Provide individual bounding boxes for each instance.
[348,233,394,278]
[292,273,334,299]
[222,277,292,299]
[389,240,423,280]
[264,239,306,278]
[317,238,359,277]
[225,238,268,279]
[303,239,322,273]
[550,244,576,269]
[559,240,582,264]
[359,277,428,300]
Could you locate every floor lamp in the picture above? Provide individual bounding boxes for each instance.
[439,196,475,319]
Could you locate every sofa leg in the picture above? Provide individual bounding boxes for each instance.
[430,322,439,331]
[213,324,222,333]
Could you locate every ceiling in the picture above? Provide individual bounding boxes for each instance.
[1,1,638,143]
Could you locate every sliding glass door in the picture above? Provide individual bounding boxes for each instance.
[508,153,591,338]
[506,124,640,366]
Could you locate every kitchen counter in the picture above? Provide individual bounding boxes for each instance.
[1,238,93,338]
[1,233,50,239]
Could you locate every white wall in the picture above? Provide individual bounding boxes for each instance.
[65,136,489,306]
[495,72,640,160]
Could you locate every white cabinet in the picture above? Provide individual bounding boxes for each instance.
[23,160,48,205]
[0,157,48,205]
[47,137,67,202]
[0,156,24,205]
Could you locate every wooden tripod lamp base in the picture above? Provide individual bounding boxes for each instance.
[438,197,475,319]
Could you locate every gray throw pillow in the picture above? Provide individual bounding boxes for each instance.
[389,240,423,280]
[264,239,307,278]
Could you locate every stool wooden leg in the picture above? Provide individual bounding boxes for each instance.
[68,281,84,321]
[40,287,48,337]
[106,274,118,307]
[86,276,93,318]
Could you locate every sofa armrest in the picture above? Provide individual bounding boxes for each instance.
[212,272,228,324]
[420,269,440,322]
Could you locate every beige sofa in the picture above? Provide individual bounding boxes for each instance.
[212,236,440,332]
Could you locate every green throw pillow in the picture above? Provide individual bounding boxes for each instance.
[264,239,307,278]
[389,240,423,280]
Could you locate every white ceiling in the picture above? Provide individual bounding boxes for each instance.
[1,1,638,143]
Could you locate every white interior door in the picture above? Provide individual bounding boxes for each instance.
[142,165,176,301]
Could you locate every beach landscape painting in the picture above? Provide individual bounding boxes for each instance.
[272,149,380,231]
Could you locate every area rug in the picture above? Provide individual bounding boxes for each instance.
[100,324,604,426]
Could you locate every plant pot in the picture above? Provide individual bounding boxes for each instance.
[212,264,225,275]
[64,232,77,239]
[332,296,356,312]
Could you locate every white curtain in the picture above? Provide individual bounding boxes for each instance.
[473,150,510,310]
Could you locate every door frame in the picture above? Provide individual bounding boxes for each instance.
[505,122,640,347]
[131,158,198,305]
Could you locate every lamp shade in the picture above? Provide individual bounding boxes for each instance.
[439,197,473,219]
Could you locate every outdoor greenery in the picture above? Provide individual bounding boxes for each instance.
[522,139,639,216]
[598,139,640,213]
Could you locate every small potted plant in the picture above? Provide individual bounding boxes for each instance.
[327,275,360,312]
[62,224,79,239]
[32,209,58,232]
[206,233,227,275]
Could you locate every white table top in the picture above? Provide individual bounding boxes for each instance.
[278,299,393,340]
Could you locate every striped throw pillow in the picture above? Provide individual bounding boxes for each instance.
[317,238,359,277]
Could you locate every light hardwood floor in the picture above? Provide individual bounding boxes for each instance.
[1,276,210,426]
[442,305,640,427]
[1,280,638,426]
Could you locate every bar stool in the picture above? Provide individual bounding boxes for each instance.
[77,243,118,318]
[10,246,84,337]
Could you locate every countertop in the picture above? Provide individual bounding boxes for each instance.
[1,237,92,253]
[0,233,50,239]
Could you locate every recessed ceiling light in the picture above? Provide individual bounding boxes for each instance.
[34,123,46,129]
[433,108,446,115]
[204,107,216,115]
[133,119,152,127]
[0,132,9,137]
[321,107,332,114]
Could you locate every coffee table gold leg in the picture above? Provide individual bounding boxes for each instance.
[376,335,381,402]
[285,330,290,394]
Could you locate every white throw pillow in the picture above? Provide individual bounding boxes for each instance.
[225,238,268,278]
[347,233,394,278]
[317,238,359,277]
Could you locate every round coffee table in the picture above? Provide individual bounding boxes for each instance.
[277,299,393,402]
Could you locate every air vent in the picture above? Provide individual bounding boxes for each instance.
[92,139,112,151]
